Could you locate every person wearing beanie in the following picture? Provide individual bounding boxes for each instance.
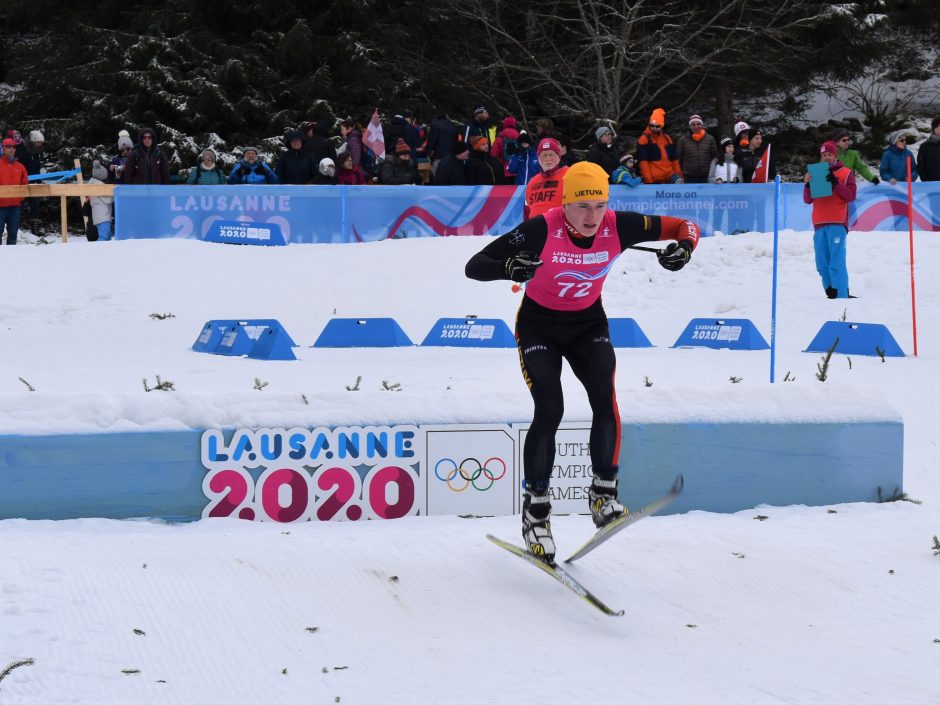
[301,119,339,167]
[122,127,170,185]
[491,116,521,184]
[506,131,540,186]
[523,138,569,219]
[465,136,503,185]
[314,157,337,185]
[462,106,496,154]
[465,160,702,563]
[880,131,918,184]
[830,128,879,185]
[916,117,940,182]
[228,146,279,185]
[636,108,683,184]
[13,129,49,231]
[803,140,857,299]
[106,135,135,184]
[708,137,739,185]
[585,125,619,177]
[432,139,470,186]
[85,160,115,241]
[0,137,28,245]
[734,128,775,184]
[378,138,419,185]
[186,148,226,185]
[676,115,718,184]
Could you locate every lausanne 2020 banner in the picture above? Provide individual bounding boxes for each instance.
[115,182,940,243]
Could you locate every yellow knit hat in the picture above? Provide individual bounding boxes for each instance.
[562,161,610,204]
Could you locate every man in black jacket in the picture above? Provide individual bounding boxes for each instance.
[918,117,940,181]
[465,136,502,185]
[585,126,619,176]
[433,141,469,185]
[276,130,316,185]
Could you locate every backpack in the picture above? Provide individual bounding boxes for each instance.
[360,146,377,177]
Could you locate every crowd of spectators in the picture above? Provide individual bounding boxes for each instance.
[2,108,938,245]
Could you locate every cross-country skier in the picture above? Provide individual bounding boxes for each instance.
[465,161,701,563]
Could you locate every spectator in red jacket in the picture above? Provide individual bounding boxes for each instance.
[491,116,521,185]
[336,152,367,185]
[0,138,29,245]
[636,108,683,184]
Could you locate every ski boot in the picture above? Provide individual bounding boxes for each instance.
[589,476,626,528]
[522,489,555,564]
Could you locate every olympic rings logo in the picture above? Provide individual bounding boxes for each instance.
[434,457,507,492]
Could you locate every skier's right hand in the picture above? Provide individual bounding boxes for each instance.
[504,251,543,282]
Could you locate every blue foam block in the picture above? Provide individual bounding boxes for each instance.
[192,319,239,353]
[608,318,653,348]
[804,321,905,357]
[421,318,515,347]
[673,318,769,350]
[247,322,297,360]
[313,318,413,348]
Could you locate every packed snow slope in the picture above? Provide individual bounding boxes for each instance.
[0,228,938,704]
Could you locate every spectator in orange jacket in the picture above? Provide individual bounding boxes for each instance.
[636,108,683,184]
[0,138,29,245]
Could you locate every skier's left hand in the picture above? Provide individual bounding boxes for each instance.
[657,241,692,271]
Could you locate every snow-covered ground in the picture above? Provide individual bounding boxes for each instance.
[1,226,938,704]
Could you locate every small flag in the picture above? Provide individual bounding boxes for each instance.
[752,144,770,183]
[364,109,385,160]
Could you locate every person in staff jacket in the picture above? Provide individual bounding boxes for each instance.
[917,117,940,182]
[523,138,568,220]
[830,127,879,185]
[465,161,701,564]
[0,137,28,245]
[636,108,683,184]
[121,127,170,185]
[803,140,857,299]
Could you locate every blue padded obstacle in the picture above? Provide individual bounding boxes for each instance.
[211,319,296,357]
[247,322,297,360]
[313,318,413,348]
[192,319,239,353]
[672,318,769,350]
[421,318,515,347]
[804,321,905,357]
[608,318,653,348]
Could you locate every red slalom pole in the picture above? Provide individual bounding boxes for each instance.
[906,156,918,356]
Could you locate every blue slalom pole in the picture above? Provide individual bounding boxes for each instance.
[770,175,781,383]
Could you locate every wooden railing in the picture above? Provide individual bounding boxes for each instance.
[0,159,115,242]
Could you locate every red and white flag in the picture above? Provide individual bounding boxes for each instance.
[752,144,771,183]
[363,109,385,160]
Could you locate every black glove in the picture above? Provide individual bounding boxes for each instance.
[826,171,837,184]
[872,176,880,185]
[239,165,251,176]
[504,251,543,282]
[657,241,692,272]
